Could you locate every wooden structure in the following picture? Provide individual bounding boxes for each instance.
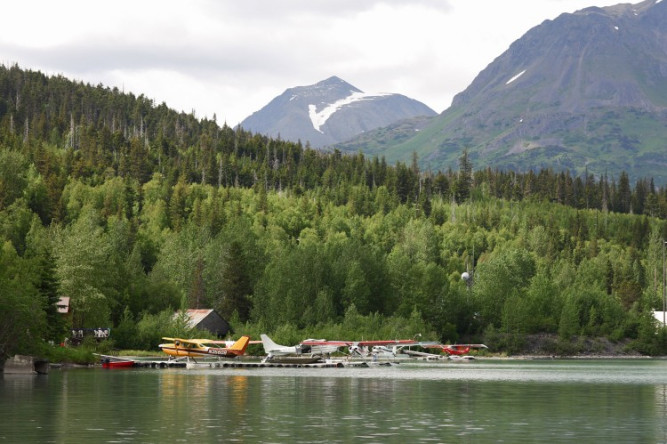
[178,309,231,338]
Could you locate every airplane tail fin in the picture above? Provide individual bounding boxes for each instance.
[260,334,280,354]
[229,335,251,355]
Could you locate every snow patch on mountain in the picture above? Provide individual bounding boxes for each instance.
[506,70,527,85]
[308,91,391,133]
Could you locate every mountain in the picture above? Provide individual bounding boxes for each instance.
[239,76,437,148]
[337,0,667,184]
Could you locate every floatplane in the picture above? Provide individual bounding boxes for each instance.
[425,343,488,357]
[260,334,340,364]
[261,336,452,365]
[401,343,489,361]
[301,338,423,361]
[159,336,253,363]
[300,339,488,362]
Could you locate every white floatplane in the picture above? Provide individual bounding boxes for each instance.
[260,334,333,364]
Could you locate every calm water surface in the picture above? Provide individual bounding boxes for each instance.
[2,359,667,443]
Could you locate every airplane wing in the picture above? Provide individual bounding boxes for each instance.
[161,338,213,345]
[300,339,424,348]
[355,339,421,347]
[425,343,488,349]
[204,339,263,345]
[161,337,261,348]
[300,340,353,347]
[161,337,197,344]
[182,338,212,345]
[301,339,419,346]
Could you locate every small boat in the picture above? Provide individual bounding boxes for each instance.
[102,359,135,368]
[97,354,135,368]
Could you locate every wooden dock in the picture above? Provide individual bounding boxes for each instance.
[129,359,350,369]
[132,360,186,368]
[184,360,346,369]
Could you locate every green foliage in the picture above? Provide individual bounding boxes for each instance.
[112,308,139,350]
[559,294,580,340]
[259,307,437,350]
[53,208,113,327]
[0,240,46,359]
[473,248,536,328]
[4,64,667,359]
[39,343,97,365]
[0,150,28,210]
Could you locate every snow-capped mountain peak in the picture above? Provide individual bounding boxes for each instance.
[240,77,436,148]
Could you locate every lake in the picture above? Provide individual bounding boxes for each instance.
[2,359,667,443]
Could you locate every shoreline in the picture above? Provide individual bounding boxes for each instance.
[476,352,664,360]
[45,353,665,369]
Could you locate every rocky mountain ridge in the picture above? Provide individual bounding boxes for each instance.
[239,76,436,148]
[337,0,667,184]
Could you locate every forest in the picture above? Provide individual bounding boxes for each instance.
[2,64,667,361]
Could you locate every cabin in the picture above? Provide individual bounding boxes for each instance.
[176,309,231,338]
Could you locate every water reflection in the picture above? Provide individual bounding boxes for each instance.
[154,371,253,440]
[2,360,667,442]
[655,384,667,443]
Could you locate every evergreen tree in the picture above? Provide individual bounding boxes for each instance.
[218,240,252,322]
[455,150,472,203]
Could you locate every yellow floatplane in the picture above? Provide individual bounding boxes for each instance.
[159,336,251,360]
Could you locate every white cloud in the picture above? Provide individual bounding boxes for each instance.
[0,0,629,126]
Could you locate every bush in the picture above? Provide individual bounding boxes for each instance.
[554,338,581,356]
[39,343,97,365]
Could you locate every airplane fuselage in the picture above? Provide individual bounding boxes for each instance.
[159,344,239,358]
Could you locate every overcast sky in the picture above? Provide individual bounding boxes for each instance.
[2,0,630,127]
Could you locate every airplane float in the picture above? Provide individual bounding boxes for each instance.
[159,336,252,360]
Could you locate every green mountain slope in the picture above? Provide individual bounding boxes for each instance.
[338,0,667,184]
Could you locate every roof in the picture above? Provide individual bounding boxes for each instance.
[57,296,70,314]
[175,309,217,328]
